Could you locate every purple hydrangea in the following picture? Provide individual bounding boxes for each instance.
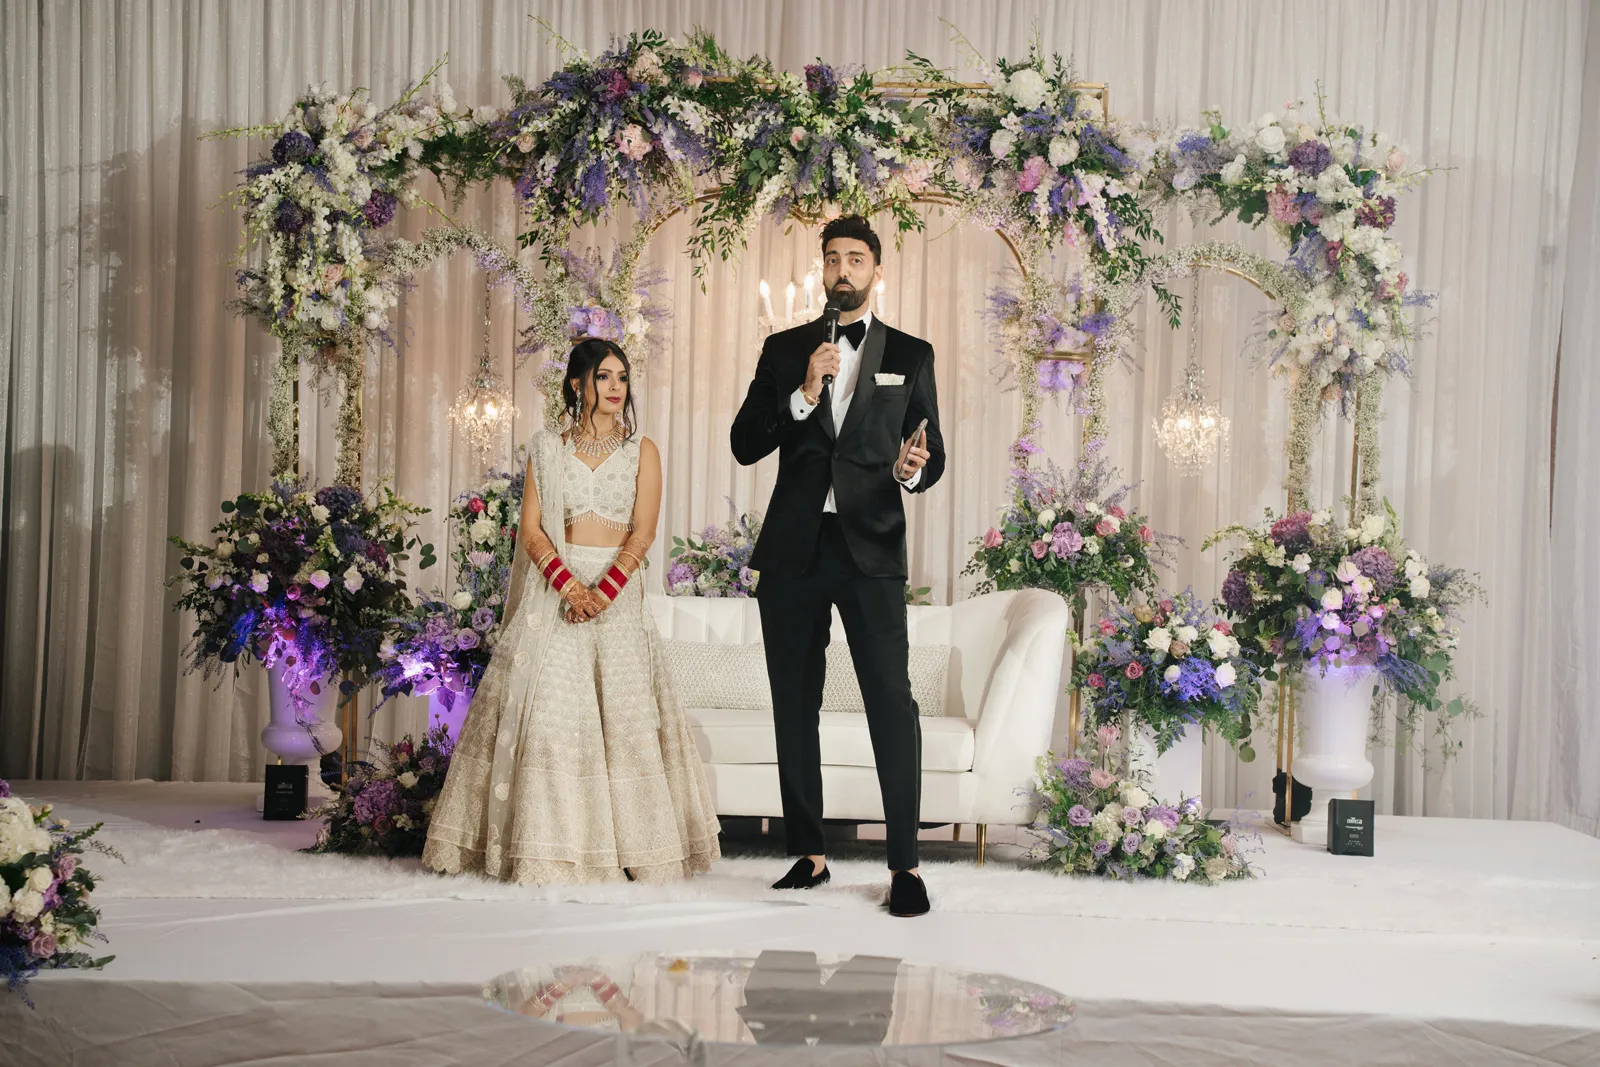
[1146,804,1180,831]
[274,199,310,235]
[315,485,363,522]
[1066,804,1093,826]
[1287,139,1334,176]
[1051,523,1084,558]
[667,561,694,588]
[362,189,398,228]
[1348,545,1398,595]
[1091,839,1112,858]
[272,130,315,166]
[352,778,399,825]
[1220,569,1254,614]
[1057,757,1092,788]
[1269,511,1314,552]
[804,63,839,102]
[1122,832,1144,853]
[472,606,497,632]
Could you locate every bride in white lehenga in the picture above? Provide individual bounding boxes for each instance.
[423,339,721,884]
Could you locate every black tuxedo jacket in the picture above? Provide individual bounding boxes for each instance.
[731,315,945,579]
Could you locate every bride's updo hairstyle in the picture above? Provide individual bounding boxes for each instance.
[562,338,637,439]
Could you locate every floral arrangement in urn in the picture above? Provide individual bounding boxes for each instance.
[1071,589,1266,759]
[1023,726,1255,883]
[1147,95,1433,408]
[308,726,454,857]
[1205,504,1482,753]
[169,482,433,701]
[375,467,524,707]
[965,438,1171,613]
[667,508,763,597]
[1,781,115,1004]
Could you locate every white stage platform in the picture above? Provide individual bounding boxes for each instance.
[3,781,1599,1066]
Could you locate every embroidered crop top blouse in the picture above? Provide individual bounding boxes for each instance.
[563,437,638,532]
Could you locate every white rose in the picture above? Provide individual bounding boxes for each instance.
[1219,154,1247,185]
[1311,510,1331,526]
[248,533,260,544]
[1360,514,1386,543]
[470,518,498,544]
[26,866,52,892]
[1409,576,1432,599]
[1144,819,1169,840]
[989,128,1017,160]
[1121,785,1151,809]
[1163,665,1182,683]
[1288,553,1311,574]
[311,504,330,523]
[10,889,44,923]
[472,105,497,125]
[1005,68,1051,111]
[256,553,269,564]
[397,772,419,789]
[1008,559,1023,573]
[309,570,331,590]
[1144,627,1173,654]
[1175,625,1199,644]
[215,540,234,559]
[1214,662,1237,688]
[249,572,269,593]
[1173,853,1196,880]
[1206,630,1233,659]
[451,590,473,611]
[1047,136,1079,168]
[343,566,364,593]
[1255,124,1287,155]
[1320,588,1345,611]
[1037,508,1056,528]
[1335,559,1361,583]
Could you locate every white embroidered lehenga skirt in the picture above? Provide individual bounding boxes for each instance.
[423,544,721,884]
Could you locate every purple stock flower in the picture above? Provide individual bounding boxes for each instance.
[1091,839,1112,858]
[471,607,497,632]
[1220,569,1254,614]
[272,130,315,166]
[362,189,398,228]
[1066,804,1093,826]
[1349,546,1398,594]
[1287,140,1334,176]
[274,199,310,235]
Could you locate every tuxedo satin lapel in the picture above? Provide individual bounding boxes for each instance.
[838,317,886,443]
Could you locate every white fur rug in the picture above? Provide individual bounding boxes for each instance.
[45,795,1600,941]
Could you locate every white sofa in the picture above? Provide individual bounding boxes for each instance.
[646,589,1071,858]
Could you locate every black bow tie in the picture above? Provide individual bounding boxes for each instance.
[837,319,867,349]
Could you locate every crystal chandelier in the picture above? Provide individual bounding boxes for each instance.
[449,288,518,467]
[1153,277,1230,476]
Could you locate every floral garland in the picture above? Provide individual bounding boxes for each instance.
[983,263,1100,415]
[1071,589,1266,759]
[168,482,433,701]
[308,726,453,857]
[1204,503,1483,757]
[1024,725,1255,882]
[1,781,116,1005]
[375,465,524,703]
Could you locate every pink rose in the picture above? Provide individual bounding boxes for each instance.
[1089,768,1118,790]
[901,159,934,195]
[615,124,651,161]
[29,932,57,960]
[285,585,302,602]
[1095,520,1115,537]
[1124,662,1144,680]
[587,306,614,336]
[1086,672,1105,688]
[1098,618,1115,636]
[515,132,535,153]
[1159,598,1174,613]
[1031,539,1049,560]
[982,528,1003,549]
[351,128,374,149]
[683,69,704,89]
[1139,525,1155,543]
[789,126,808,149]
[1267,185,1301,225]
[468,497,485,513]
[1213,621,1231,635]
[1385,148,1406,175]
[1017,155,1047,193]
[823,202,842,220]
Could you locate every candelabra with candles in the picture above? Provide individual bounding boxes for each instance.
[1152,276,1230,476]
[757,267,886,332]
[448,287,519,467]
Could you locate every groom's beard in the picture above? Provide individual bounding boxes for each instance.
[826,283,868,312]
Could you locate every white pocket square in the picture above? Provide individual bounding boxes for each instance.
[874,372,905,386]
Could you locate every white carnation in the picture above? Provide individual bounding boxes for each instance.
[1083,538,1101,555]
[10,888,44,923]
[1037,508,1056,528]
[249,572,269,593]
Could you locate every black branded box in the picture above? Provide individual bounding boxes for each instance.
[263,764,308,821]
[1327,797,1375,856]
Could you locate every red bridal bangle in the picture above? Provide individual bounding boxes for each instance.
[596,564,630,603]
[539,553,575,593]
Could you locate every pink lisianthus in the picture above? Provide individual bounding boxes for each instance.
[1030,539,1049,560]
[1017,155,1048,193]
[1124,661,1145,680]
[1095,519,1115,537]
[1089,768,1117,790]
[1266,185,1301,224]
[1139,525,1155,543]
[982,528,1004,549]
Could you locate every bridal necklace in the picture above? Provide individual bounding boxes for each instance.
[573,425,625,458]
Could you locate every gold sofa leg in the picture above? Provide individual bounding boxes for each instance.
[975,824,987,867]
[952,824,961,842]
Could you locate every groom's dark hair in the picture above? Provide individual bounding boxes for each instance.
[821,215,882,264]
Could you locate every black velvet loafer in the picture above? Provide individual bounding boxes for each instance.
[886,871,930,917]
[771,857,831,890]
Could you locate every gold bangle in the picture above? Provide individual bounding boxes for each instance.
[802,388,819,406]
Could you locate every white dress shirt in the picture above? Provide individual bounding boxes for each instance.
[788,310,921,512]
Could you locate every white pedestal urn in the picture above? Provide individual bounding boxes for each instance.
[1289,664,1377,846]
[1127,723,1204,806]
[428,688,474,742]
[257,663,343,812]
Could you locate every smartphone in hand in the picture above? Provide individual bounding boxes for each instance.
[897,418,929,478]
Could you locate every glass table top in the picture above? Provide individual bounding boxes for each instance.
[483,950,1074,1052]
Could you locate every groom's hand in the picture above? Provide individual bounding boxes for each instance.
[896,427,930,482]
[803,343,841,403]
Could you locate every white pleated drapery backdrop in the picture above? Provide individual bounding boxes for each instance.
[2,1,1593,834]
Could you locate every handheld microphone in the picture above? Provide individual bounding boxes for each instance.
[821,298,842,388]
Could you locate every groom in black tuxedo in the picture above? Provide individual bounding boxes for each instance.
[731,216,944,917]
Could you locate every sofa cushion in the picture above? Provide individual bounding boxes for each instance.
[685,707,975,772]
[662,639,950,716]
